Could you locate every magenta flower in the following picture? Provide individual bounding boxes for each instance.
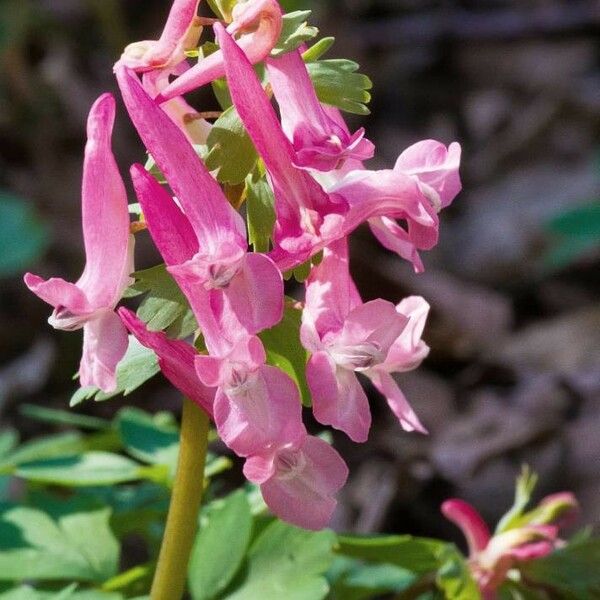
[118,308,214,417]
[24,94,133,392]
[442,493,578,598]
[216,23,461,273]
[116,65,283,339]
[157,0,283,102]
[266,50,374,171]
[300,240,428,442]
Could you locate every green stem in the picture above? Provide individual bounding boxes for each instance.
[151,398,210,600]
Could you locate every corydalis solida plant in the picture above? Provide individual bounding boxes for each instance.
[25,0,461,531]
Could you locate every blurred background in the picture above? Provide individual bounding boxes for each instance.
[0,0,598,546]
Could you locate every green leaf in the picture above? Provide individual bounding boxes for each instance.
[519,539,600,597]
[246,173,275,253]
[0,431,18,459]
[306,59,372,115]
[117,408,179,475]
[205,106,258,185]
[0,587,123,599]
[328,557,417,600]
[336,534,444,575]
[0,505,119,582]
[15,452,143,486]
[545,200,600,238]
[301,37,335,62]
[227,521,335,600]
[0,431,120,473]
[435,545,480,600]
[271,11,319,57]
[0,191,49,278]
[188,490,252,600]
[259,300,311,406]
[205,0,237,20]
[129,264,196,336]
[19,404,110,431]
[70,336,160,406]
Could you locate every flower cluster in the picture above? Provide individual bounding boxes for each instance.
[24,0,461,530]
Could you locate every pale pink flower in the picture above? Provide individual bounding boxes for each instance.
[301,240,428,442]
[157,0,283,101]
[24,94,133,392]
[244,435,348,530]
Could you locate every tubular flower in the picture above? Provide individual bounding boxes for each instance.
[195,335,306,457]
[442,493,579,599]
[244,435,349,531]
[217,22,461,272]
[300,240,428,442]
[266,49,375,171]
[24,94,133,392]
[119,0,202,72]
[157,0,283,101]
[116,65,283,340]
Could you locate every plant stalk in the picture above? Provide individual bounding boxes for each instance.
[150,398,210,600]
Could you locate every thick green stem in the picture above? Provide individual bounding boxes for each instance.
[151,398,210,600]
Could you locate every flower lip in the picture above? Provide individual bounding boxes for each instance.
[328,341,384,371]
[48,305,95,331]
[275,446,307,480]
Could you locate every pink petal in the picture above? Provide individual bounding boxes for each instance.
[129,163,198,266]
[116,66,246,251]
[80,310,129,392]
[368,370,427,434]
[266,50,374,171]
[214,365,305,457]
[23,274,91,315]
[119,0,202,71]
[441,499,492,556]
[119,308,214,416]
[336,299,408,358]
[243,453,276,485]
[307,351,371,443]
[130,163,234,356]
[214,23,343,259]
[224,252,284,334]
[395,140,462,209]
[158,0,282,100]
[261,435,349,530]
[384,296,430,372]
[142,67,212,145]
[368,216,425,274]
[301,239,362,347]
[77,94,132,310]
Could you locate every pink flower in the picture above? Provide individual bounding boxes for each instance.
[157,0,283,102]
[195,335,306,457]
[118,308,214,416]
[301,240,428,442]
[215,23,460,272]
[244,435,348,530]
[442,493,578,599]
[266,50,374,171]
[116,66,283,343]
[24,94,133,392]
[118,0,202,72]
